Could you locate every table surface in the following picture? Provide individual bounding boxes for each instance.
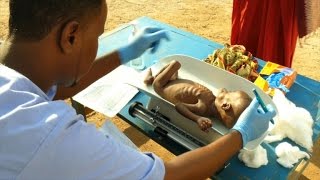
[82,16,320,179]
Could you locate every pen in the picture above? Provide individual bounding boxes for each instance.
[252,89,268,112]
[252,88,274,123]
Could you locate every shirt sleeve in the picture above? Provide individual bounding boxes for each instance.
[18,115,165,180]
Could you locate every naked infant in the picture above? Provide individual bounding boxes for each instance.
[144,60,252,131]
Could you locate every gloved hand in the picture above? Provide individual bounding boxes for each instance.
[118,26,170,64]
[232,98,276,147]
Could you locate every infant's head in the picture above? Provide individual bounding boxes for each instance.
[214,88,252,128]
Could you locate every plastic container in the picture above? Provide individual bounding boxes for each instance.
[128,24,145,70]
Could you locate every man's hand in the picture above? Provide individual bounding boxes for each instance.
[118,27,169,64]
[232,98,276,147]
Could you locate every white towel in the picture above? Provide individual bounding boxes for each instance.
[275,142,310,168]
[265,89,314,152]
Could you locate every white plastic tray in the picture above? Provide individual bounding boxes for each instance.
[126,55,275,145]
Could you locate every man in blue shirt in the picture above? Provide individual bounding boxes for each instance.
[0,0,275,179]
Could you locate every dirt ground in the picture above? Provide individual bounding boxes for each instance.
[0,0,319,179]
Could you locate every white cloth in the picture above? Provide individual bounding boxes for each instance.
[0,64,165,180]
[238,145,268,168]
[265,89,314,152]
[275,142,310,168]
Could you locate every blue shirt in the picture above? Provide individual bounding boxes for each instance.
[0,64,165,180]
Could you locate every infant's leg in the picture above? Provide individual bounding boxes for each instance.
[153,60,181,89]
[144,68,155,85]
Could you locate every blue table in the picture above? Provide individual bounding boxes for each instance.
[85,16,320,179]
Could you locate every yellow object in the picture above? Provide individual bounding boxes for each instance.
[254,61,297,96]
[204,44,259,82]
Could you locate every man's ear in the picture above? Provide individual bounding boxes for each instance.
[221,102,231,111]
[58,21,81,54]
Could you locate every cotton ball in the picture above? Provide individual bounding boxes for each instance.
[266,89,313,151]
[275,142,310,168]
[238,145,268,168]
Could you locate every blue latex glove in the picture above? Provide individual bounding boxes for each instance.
[232,98,276,147]
[118,27,170,64]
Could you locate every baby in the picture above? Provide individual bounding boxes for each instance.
[144,60,252,131]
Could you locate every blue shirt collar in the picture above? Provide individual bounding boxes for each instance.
[0,64,57,101]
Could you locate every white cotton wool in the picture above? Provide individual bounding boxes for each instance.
[265,89,314,152]
[275,142,310,168]
[238,145,268,168]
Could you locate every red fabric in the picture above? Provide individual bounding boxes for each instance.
[231,0,299,67]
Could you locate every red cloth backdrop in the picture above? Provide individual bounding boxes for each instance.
[231,0,299,67]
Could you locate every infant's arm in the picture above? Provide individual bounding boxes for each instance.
[175,102,212,132]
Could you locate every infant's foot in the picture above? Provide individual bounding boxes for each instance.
[144,68,154,85]
[197,117,212,132]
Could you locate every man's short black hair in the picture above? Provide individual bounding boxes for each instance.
[9,0,103,41]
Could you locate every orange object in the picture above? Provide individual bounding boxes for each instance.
[254,61,297,96]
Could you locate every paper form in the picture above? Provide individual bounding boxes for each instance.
[73,65,141,117]
[75,83,138,117]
